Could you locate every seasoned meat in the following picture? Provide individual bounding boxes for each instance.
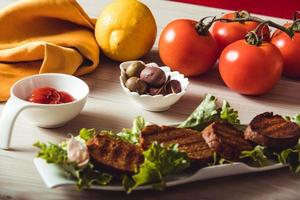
[140,125,214,166]
[87,134,144,173]
[244,112,300,149]
[202,122,253,160]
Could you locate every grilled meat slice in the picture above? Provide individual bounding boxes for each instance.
[140,125,214,166]
[87,134,144,173]
[244,112,300,149]
[202,122,253,160]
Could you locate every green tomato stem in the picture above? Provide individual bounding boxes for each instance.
[212,17,294,39]
[293,11,300,21]
[196,11,294,39]
[245,31,261,45]
[195,16,216,35]
[234,10,251,19]
[245,21,269,46]
[290,19,300,33]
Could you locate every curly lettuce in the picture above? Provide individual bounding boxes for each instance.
[240,145,269,166]
[33,141,68,164]
[117,116,146,144]
[63,163,112,189]
[34,141,113,188]
[208,152,232,166]
[286,113,300,126]
[79,128,97,141]
[178,94,241,131]
[239,143,300,173]
[123,142,190,193]
[77,116,146,144]
[220,100,240,124]
[275,144,300,173]
[178,94,218,130]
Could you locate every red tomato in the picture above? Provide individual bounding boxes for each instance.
[271,23,300,78]
[159,19,218,77]
[212,12,270,55]
[28,87,60,104]
[59,91,74,103]
[219,40,283,95]
[27,87,74,104]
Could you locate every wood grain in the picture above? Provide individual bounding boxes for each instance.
[0,0,300,200]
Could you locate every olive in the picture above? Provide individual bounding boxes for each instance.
[126,62,146,78]
[140,66,166,87]
[166,80,182,94]
[125,77,148,94]
[147,87,162,96]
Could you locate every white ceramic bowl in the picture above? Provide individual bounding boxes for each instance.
[120,61,189,112]
[0,73,89,149]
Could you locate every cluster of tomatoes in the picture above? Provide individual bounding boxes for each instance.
[158,11,300,95]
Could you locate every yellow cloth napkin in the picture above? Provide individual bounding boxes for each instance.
[0,0,100,102]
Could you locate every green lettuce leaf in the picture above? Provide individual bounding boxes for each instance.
[286,114,300,126]
[275,144,300,173]
[63,163,113,189]
[178,94,243,131]
[34,141,113,188]
[208,152,232,166]
[220,100,240,124]
[123,142,190,193]
[220,100,247,131]
[117,116,146,144]
[79,128,97,141]
[240,145,268,166]
[33,141,68,164]
[291,114,300,126]
[178,94,218,130]
[240,143,300,173]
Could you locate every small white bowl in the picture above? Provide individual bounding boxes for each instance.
[0,73,89,149]
[120,61,189,112]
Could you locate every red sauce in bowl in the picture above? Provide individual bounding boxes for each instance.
[27,87,75,104]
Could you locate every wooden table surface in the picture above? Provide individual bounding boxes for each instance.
[0,0,300,200]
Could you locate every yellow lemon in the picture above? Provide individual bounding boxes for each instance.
[95,0,157,62]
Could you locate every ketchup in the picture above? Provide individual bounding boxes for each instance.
[27,87,74,104]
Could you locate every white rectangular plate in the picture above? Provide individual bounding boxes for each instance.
[33,158,287,191]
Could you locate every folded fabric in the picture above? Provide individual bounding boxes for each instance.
[0,0,100,102]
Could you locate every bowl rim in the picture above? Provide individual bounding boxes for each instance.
[119,61,189,98]
[11,73,89,107]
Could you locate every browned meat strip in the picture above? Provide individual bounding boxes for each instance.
[244,112,300,149]
[140,125,214,166]
[87,134,144,173]
[202,122,253,160]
